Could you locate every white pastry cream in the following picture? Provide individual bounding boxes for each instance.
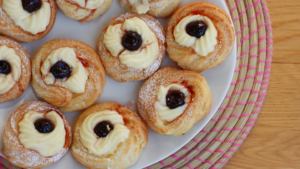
[67,0,104,9]
[80,110,130,157]
[104,17,159,69]
[127,0,150,14]
[174,15,218,56]
[41,47,89,93]
[2,0,51,35]
[0,45,21,94]
[155,84,190,122]
[18,111,66,157]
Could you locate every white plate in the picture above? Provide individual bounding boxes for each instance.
[0,0,236,168]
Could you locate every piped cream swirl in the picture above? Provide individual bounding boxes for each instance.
[67,0,104,9]
[41,47,89,93]
[2,0,51,34]
[0,45,21,94]
[18,111,66,157]
[174,15,218,56]
[80,110,130,157]
[104,17,159,69]
[155,84,190,122]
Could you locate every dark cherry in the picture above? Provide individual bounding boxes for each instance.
[166,90,185,109]
[22,0,42,13]
[50,61,71,79]
[122,31,142,51]
[94,122,114,138]
[34,119,54,133]
[186,21,207,38]
[0,60,11,75]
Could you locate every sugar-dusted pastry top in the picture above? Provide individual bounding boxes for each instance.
[174,15,218,56]
[80,110,130,157]
[2,0,51,34]
[125,0,150,14]
[0,45,21,94]
[155,84,190,122]
[104,17,159,69]
[67,0,104,9]
[18,111,66,157]
[41,47,89,93]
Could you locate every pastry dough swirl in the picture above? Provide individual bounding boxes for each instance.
[18,111,66,157]
[155,84,190,122]
[174,15,218,56]
[41,47,89,94]
[2,0,51,34]
[166,2,235,73]
[138,66,212,136]
[1,101,72,168]
[71,102,148,169]
[80,110,130,157]
[67,0,104,9]
[32,39,106,113]
[104,17,159,69]
[0,45,21,94]
[120,0,181,18]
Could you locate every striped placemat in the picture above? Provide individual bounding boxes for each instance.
[147,0,272,168]
[0,0,272,168]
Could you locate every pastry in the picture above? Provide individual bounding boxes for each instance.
[138,66,212,136]
[71,102,148,169]
[98,12,166,82]
[32,39,106,113]
[120,0,181,18]
[166,1,235,72]
[1,101,72,168]
[0,36,31,104]
[0,0,57,43]
[56,0,113,22]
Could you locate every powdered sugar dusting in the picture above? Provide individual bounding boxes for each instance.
[2,101,72,168]
[138,67,212,136]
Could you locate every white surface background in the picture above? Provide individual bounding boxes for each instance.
[0,0,236,168]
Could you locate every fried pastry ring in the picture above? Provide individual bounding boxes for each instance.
[56,0,113,22]
[32,39,106,113]
[0,36,31,104]
[138,66,212,136]
[0,0,57,43]
[1,101,72,169]
[166,1,235,72]
[120,0,181,18]
[98,12,166,82]
[71,102,148,169]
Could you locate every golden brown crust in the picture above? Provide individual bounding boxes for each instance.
[138,66,212,136]
[1,101,72,169]
[0,0,57,43]
[147,0,181,18]
[31,39,106,113]
[71,102,148,169]
[98,12,166,82]
[0,36,31,104]
[120,0,181,18]
[56,0,113,22]
[166,2,235,72]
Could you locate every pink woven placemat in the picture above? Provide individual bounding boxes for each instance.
[146,0,272,168]
[0,0,272,169]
